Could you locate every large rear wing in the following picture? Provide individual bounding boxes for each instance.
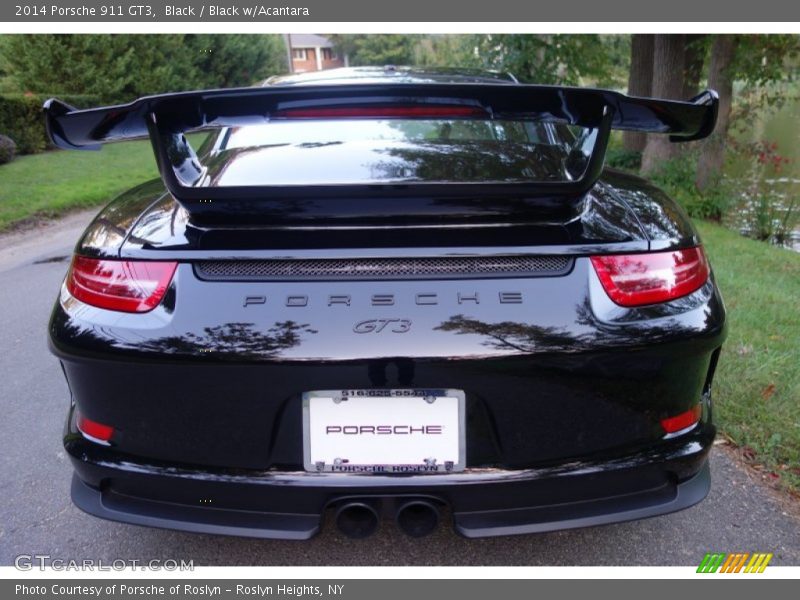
[43,83,717,212]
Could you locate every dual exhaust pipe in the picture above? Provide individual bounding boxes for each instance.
[334,499,440,539]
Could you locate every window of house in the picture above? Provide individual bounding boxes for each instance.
[321,48,336,61]
[292,48,307,60]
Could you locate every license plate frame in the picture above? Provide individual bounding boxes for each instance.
[302,389,466,474]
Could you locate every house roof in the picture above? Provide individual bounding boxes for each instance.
[289,34,335,49]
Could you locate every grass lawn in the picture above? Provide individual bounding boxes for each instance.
[0,134,205,231]
[0,140,159,230]
[696,221,800,493]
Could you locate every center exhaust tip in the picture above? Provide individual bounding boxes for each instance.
[395,500,440,538]
[334,502,380,539]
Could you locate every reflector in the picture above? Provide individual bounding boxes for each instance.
[76,412,114,443]
[661,404,702,434]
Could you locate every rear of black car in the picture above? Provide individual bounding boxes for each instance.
[47,68,726,539]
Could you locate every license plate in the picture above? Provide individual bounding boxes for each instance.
[302,389,466,474]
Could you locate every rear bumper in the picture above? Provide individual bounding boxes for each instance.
[67,423,714,539]
[54,255,725,538]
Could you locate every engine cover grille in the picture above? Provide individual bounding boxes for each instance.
[194,255,573,281]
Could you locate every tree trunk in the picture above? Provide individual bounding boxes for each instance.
[640,35,687,176]
[622,34,654,153]
[283,34,294,73]
[695,35,738,194]
[682,34,707,99]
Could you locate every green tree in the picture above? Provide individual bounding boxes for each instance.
[1,35,195,103]
[184,35,286,88]
[640,35,687,176]
[451,34,625,86]
[416,34,629,86]
[697,34,799,192]
[414,35,482,69]
[623,34,654,153]
[695,35,738,194]
[616,34,798,216]
[0,34,287,104]
[0,42,13,92]
[328,35,417,66]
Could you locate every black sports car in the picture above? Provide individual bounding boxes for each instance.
[46,67,727,540]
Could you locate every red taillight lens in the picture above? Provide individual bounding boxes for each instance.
[660,404,702,434]
[76,412,115,443]
[590,247,709,307]
[66,256,177,313]
[272,105,489,119]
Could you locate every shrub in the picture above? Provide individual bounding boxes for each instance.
[648,151,731,221]
[0,133,15,164]
[0,93,98,154]
[605,148,642,171]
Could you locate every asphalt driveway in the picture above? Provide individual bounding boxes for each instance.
[1,210,798,566]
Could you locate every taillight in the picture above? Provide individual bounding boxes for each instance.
[590,247,709,307]
[660,404,702,434]
[272,105,489,119]
[66,256,177,313]
[76,411,115,444]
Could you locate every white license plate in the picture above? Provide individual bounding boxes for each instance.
[302,389,466,474]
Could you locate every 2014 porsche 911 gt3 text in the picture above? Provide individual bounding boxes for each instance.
[46,67,727,540]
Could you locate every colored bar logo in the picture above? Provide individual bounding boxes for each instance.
[697,553,773,573]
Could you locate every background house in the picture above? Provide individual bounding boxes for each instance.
[287,34,347,73]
